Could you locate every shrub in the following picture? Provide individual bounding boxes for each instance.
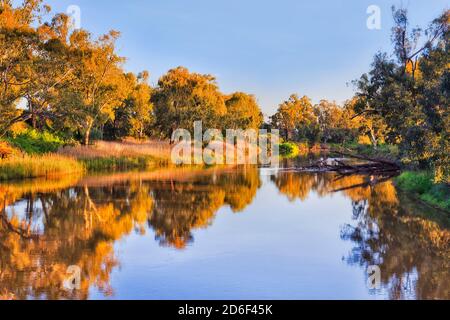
[396,171,449,211]
[279,142,300,158]
[396,171,434,194]
[358,135,372,145]
[7,129,66,154]
[420,184,450,211]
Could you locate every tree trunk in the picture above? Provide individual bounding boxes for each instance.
[31,113,37,129]
[28,100,37,129]
[84,120,94,145]
[84,129,91,145]
[369,128,378,150]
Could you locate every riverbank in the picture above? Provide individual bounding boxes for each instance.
[0,140,172,181]
[2,139,449,214]
[395,171,449,212]
[280,141,448,212]
[333,144,449,212]
[331,143,448,212]
[0,154,84,181]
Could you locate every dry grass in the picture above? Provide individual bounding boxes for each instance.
[58,140,172,160]
[0,154,85,181]
[0,141,15,159]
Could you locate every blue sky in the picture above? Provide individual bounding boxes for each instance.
[43,0,448,115]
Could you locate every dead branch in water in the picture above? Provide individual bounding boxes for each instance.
[333,151,397,165]
[278,151,401,176]
[279,161,400,175]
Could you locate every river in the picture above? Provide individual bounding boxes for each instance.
[0,158,448,300]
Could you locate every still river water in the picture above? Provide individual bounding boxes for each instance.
[0,157,448,300]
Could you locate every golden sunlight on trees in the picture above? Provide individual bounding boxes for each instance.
[271,94,317,141]
[56,30,128,145]
[352,8,449,181]
[0,2,263,144]
[151,67,227,139]
[224,92,263,130]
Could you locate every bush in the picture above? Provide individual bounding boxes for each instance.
[358,135,372,145]
[420,184,450,211]
[396,171,449,211]
[396,171,434,194]
[279,142,300,158]
[7,129,66,154]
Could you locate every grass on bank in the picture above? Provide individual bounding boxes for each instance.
[396,171,450,211]
[0,139,174,181]
[59,140,172,172]
[0,153,158,181]
[58,140,172,160]
[80,156,157,172]
[0,154,84,181]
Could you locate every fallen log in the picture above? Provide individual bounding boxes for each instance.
[331,150,400,168]
[277,154,401,175]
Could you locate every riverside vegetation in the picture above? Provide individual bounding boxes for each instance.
[0,2,448,210]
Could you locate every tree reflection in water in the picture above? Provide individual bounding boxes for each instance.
[0,166,448,300]
[273,171,449,300]
[0,167,260,299]
[149,167,261,248]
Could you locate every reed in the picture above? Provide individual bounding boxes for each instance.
[0,154,85,181]
[58,140,172,161]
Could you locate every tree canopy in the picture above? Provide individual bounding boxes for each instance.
[0,1,263,144]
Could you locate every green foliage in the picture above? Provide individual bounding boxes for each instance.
[6,129,66,154]
[104,72,154,140]
[420,185,450,211]
[396,171,450,211]
[279,142,300,158]
[335,142,399,160]
[353,8,449,178]
[396,172,434,194]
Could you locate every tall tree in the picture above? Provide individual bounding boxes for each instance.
[151,67,226,139]
[56,29,128,144]
[224,92,263,130]
[0,0,50,134]
[110,71,153,140]
[354,8,448,179]
[271,94,317,141]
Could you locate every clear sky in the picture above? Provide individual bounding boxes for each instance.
[43,0,448,115]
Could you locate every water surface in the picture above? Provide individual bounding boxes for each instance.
[0,162,448,300]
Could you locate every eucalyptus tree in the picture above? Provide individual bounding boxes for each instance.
[151,67,227,139]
